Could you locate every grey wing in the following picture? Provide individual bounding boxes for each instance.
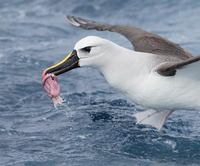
[156,56,200,77]
[66,16,193,60]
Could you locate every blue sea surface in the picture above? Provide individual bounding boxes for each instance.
[0,0,200,165]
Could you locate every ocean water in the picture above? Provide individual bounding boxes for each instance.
[0,0,200,165]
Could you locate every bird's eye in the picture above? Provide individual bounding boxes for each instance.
[81,46,91,53]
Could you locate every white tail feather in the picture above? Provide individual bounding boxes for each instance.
[134,109,173,130]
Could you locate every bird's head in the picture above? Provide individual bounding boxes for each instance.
[45,36,115,75]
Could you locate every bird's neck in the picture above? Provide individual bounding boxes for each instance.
[98,46,151,94]
[99,45,153,76]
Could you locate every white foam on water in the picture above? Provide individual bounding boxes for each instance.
[164,139,177,150]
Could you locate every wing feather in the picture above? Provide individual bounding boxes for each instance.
[156,56,200,77]
[66,16,193,60]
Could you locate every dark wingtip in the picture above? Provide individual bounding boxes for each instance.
[66,15,81,27]
[66,15,95,27]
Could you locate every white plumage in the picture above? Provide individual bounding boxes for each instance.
[47,16,200,130]
[74,36,200,130]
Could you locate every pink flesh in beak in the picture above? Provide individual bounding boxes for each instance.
[42,70,63,108]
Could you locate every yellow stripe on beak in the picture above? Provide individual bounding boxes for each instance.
[45,50,79,76]
[46,51,73,72]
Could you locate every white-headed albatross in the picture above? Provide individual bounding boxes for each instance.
[44,16,200,130]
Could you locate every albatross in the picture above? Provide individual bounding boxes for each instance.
[43,16,200,130]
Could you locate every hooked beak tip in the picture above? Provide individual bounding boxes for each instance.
[45,50,79,76]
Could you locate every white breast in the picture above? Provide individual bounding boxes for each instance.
[100,50,200,110]
[132,72,200,110]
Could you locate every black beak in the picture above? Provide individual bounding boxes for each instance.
[45,50,79,76]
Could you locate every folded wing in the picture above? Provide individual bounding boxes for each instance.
[156,56,200,78]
